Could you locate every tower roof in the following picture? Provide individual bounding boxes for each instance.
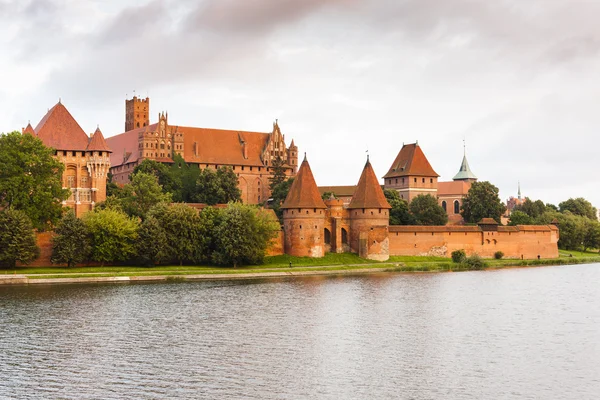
[22,123,35,136]
[383,143,439,178]
[34,102,91,150]
[453,154,477,181]
[281,156,326,209]
[349,158,391,209]
[87,127,112,152]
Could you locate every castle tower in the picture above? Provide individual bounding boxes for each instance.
[383,142,439,202]
[125,96,150,131]
[453,143,477,183]
[86,127,112,205]
[348,157,391,261]
[281,155,327,257]
[287,139,298,174]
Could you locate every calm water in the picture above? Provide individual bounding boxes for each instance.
[1,264,599,399]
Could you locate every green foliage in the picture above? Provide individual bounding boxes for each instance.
[0,209,40,268]
[451,249,466,263]
[51,210,91,267]
[268,156,288,190]
[270,177,294,221]
[463,254,487,270]
[0,131,70,230]
[106,172,121,198]
[508,210,533,226]
[494,251,504,260]
[152,203,202,265]
[83,209,139,265]
[136,216,170,266]
[513,198,547,219]
[211,203,279,267]
[384,189,414,225]
[123,172,172,219]
[409,194,448,225]
[321,191,336,200]
[559,197,598,220]
[461,181,506,224]
[133,159,179,194]
[194,166,241,205]
[582,219,600,252]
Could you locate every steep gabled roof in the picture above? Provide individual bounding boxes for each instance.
[34,102,91,150]
[383,143,439,178]
[106,123,157,167]
[87,127,112,152]
[348,159,391,209]
[453,154,477,181]
[281,156,326,209]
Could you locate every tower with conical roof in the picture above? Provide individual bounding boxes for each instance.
[453,142,477,183]
[281,154,327,257]
[86,127,112,205]
[348,157,391,261]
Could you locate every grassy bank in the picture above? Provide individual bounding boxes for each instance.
[1,251,598,282]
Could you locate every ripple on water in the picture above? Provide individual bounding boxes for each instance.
[1,264,600,399]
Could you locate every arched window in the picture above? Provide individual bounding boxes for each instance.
[454,200,460,214]
[324,228,331,245]
[341,228,348,245]
[441,201,447,212]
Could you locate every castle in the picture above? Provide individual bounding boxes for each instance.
[22,102,111,217]
[106,96,298,204]
[284,154,559,261]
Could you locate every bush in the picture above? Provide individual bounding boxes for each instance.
[494,251,504,260]
[464,254,487,270]
[451,249,466,263]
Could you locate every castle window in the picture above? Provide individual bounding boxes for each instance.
[395,179,398,184]
[341,228,348,245]
[313,208,316,213]
[137,122,140,128]
[442,201,447,212]
[67,176,75,188]
[414,178,417,183]
[402,178,405,184]
[430,178,433,183]
[300,225,302,229]
[422,178,425,183]
[454,200,460,214]
[324,228,331,245]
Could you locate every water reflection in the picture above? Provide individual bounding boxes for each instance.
[1,264,599,399]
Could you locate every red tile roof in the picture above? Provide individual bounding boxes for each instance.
[317,185,357,197]
[106,124,156,167]
[438,181,471,196]
[22,123,35,136]
[478,218,499,225]
[86,127,112,152]
[180,126,269,166]
[281,156,326,209]
[34,102,91,151]
[348,159,391,209]
[383,143,439,178]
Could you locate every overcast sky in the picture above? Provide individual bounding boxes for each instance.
[1,0,599,208]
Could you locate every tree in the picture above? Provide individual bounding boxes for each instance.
[514,198,546,219]
[136,216,170,266]
[270,178,294,222]
[121,172,172,219]
[559,197,598,220]
[51,210,91,267]
[194,166,241,205]
[582,219,600,252]
[321,191,336,200]
[83,209,139,265]
[269,156,287,190]
[384,189,414,225]
[507,210,533,226]
[133,159,177,193]
[211,203,279,267]
[0,131,70,230]
[170,154,199,203]
[151,203,202,265]
[0,209,40,268]
[409,194,448,225]
[461,181,506,224]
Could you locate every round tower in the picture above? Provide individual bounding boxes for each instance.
[348,158,391,261]
[281,155,327,257]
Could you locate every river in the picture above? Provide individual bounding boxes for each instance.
[1,264,599,399]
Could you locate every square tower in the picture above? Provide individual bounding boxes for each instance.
[125,96,150,131]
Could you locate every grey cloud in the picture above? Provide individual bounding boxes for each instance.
[95,0,167,46]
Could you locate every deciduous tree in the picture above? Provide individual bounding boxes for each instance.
[384,189,414,225]
[83,209,139,265]
[0,131,69,230]
[461,181,506,224]
[409,194,448,226]
[136,216,170,266]
[194,166,241,205]
[559,197,597,220]
[0,209,39,268]
[51,210,91,267]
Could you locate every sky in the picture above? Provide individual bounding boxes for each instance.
[1,0,599,208]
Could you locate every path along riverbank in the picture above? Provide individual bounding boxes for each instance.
[1,253,598,286]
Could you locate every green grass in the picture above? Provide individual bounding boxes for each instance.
[3,251,599,282]
[559,249,599,258]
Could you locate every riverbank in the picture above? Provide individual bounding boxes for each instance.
[1,251,599,286]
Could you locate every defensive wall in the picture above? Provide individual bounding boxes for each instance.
[388,223,559,259]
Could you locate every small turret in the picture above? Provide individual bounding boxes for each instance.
[453,142,477,183]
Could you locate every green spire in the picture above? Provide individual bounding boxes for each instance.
[452,142,477,181]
